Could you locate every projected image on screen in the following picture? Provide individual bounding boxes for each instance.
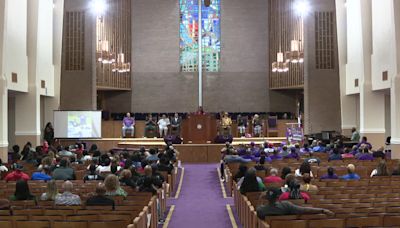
[68,113,93,138]
[54,111,102,138]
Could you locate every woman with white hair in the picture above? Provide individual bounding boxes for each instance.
[252,114,263,137]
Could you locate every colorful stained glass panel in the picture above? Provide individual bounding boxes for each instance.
[180,0,220,72]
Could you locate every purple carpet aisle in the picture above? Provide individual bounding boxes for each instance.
[166,164,242,228]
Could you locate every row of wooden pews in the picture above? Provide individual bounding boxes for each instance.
[227,157,400,228]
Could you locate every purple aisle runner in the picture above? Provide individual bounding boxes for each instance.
[167,164,239,228]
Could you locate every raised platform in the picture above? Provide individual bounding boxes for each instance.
[61,137,287,163]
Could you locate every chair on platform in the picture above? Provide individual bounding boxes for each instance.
[267,115,278,137]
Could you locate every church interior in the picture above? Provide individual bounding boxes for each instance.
[0,0,400,227]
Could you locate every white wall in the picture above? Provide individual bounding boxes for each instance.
[4,0,28,92]
[37,0,55,97]
[345,0,362,95]
[371,0,396,91]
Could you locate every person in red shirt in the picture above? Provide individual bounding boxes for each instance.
[42,141,49,154]
[4,164,30,182]
[264,168,283,186]
[279,180,310,202]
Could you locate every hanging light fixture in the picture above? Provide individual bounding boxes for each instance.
[271,0,289,73]
[111,52,131,73]
[95,16,116,65]
[285,39,304,63]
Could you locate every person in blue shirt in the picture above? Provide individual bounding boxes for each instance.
[31,166,52,181]
[328,148,342,161]
[320,167,339,180]
[340,164,360,180]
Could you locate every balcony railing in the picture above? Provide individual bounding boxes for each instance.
[96,71,131,90]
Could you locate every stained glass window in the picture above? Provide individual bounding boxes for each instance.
[180,0,220,72]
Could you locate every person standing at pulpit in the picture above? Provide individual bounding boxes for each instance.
[170,113,182,136]
[145,114,157,138]
[252,114,263,137]
[122,113,135,138]
[220,112,232,136]
[157,114,170,138]
[237,114,247,137]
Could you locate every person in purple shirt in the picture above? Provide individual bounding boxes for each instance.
[284,147,300,160]
[270,150,283,160]
[320,167,339,180]
[299,143,311,154]
[249,142,261,157]
[356,136,372,150]
[357,148,374,161]
[122,112,135,138]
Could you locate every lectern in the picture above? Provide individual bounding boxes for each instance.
[182,113,217,143]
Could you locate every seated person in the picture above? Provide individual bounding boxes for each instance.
[170,113,182,136]
[269,150,283,161]
[4,163,30,182]
[220,112,232,136]
[299,174,318,193]
[320,167,339,180]
[284,147,300,160]
[356,147,374,161]
[84,164,104,182]
[41,180,60,201]
[256,187,334,219]
[238,168,265,194]
[280,145,290,157]
[299,143,311,154]
[53,158,75,180]
[340,164,361,180]
[137,165,163,194]
[122,112,135,137]
[280,167,292,180]
[312,141,325,152]
[86,183,115,209]
[144,114,157,138]
[295,161,314,177]
[157,114,170,138]
[146,148,160,163]
[237,114,247,137]
[31,166,52,181]
[341,148,355,159]
[351,127,360,142]
[372,147,386,159]
[328,148,342,161]
[157,156,174,174]
[370,160,389,177]
[252,114,263,137]
[357,136,372,150]
[264,168,283,185]
[392,161,400,176]
[223,151,251,164]
[0,158,8,173]
[234,165,248,182]
[279,180,310,202]
[254,156,269,170]
[119,169,137,188]
[104,174,127,197]
[10,180,36,201]
[303,152,321,165]
[55,181,81,205]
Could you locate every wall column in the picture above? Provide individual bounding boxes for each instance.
[358,0,386,148]
[391,0,400,158]
[0,0,8,161]
[14,0,41,147]
[336,0,358,136]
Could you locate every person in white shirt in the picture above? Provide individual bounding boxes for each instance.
[157,114,170,138]
[0,159,8,173]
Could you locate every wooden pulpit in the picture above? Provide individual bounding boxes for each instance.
[182,113,217,143]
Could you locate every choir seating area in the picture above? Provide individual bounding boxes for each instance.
[226,156,400,228]
[0,162,177,228]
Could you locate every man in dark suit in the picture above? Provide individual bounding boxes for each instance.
[170,113,182,136]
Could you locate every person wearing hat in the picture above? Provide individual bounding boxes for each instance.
[256,187,334,219]
[340,164,360,180]
[4,163,30,182]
